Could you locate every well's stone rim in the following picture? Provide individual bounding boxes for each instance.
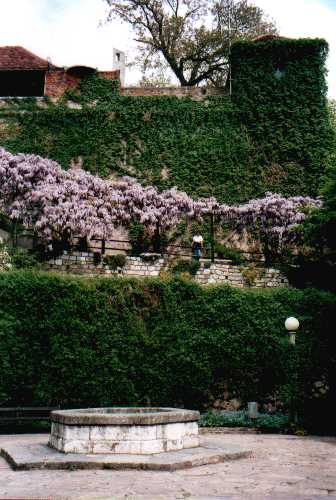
[50,407,200,426]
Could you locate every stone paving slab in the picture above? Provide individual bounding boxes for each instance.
[0,436,252,471]
[0,433,335,499]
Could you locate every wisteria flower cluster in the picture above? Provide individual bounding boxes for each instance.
[0,148,322,251]
[216,192,323,250]
[0,149,200,242]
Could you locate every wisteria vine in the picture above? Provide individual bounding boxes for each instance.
[0,148,322,252]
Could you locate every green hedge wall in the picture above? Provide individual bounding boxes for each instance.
[231,38,334,197]
[0,271,335,430]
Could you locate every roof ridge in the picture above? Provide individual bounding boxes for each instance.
[0,45,59,70]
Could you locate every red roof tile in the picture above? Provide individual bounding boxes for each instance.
[252,34,287,43]
[0,46,57,70]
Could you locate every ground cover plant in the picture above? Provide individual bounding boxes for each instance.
[199,410,290,432]
[0,271,334,433]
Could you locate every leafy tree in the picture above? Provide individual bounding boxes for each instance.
[302,166,336,265]
[104,0,277,86]
[138,69,172,87]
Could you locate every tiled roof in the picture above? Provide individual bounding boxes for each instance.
[252,34,286,43]
[0,46,57,70]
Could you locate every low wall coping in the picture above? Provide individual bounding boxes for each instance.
[51,407,200,426]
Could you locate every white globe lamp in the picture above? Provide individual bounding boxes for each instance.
[285,317,299,345]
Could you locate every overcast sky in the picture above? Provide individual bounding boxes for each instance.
[1,0,336,97]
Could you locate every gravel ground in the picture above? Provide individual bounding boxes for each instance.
[0,432,335,499]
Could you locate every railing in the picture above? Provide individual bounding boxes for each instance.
[52,236,264,262]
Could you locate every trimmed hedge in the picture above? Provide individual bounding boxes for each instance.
[231,38,334,198]
[0,271,335,431]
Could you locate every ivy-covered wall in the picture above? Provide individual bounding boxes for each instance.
[0,38,333,203]
[230,38,334,197]
[0,96,256,203]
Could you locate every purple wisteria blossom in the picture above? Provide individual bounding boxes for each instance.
[218,192,322,250]
[0,148,322,251]
[0,149,199,241]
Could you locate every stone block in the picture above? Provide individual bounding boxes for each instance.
[183,435,200,448]
[90,425,157,441]
[92,440,142,454]
[160,422,185,440]
[184,421,199,435]
[56,424,91,441]
[141,439,165,454]
[165,438,184,451]
[62,439,90,454]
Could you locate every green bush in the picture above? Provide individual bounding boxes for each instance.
[214,244,245,265]
[129,222,151,256]
[171,259,200,276]
[103,254,126,270]
[0,271,335,434]
[199,411,290,432]
[7,247,40,269]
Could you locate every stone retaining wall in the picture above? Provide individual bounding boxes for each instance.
[195,261,288,288]
[45,252,288,288]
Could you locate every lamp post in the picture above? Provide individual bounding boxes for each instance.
[285,316,300,345]
[285,316,300,423]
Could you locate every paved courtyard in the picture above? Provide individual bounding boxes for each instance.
[0,432,335,499]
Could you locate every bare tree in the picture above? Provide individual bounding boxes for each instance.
[104,0,278,86]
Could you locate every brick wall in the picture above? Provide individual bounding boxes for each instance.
[44,70,120,98]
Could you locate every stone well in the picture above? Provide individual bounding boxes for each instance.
[49,407,200,455]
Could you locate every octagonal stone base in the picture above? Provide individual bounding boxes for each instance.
[49,408,200,455]
[0,435,252,471]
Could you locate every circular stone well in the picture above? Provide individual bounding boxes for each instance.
[49,408,200,455]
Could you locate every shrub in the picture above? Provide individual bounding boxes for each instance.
[214,244,245,265]
[199,411,290,432]
[140,253,161,263]
[240,263,266,287]
[171,259,200,276]
[129,222,150,256]
[0,271,334,433]
[93,252,101,266]
[7,247,40,269]
[103,254,126,270]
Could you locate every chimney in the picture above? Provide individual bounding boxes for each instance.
[112,48,126,87]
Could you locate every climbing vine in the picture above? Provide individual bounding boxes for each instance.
[0,38,334,204]
[230,38,335,197]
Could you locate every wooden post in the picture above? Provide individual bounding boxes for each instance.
[154,222,161,254]
[210,212,215,263]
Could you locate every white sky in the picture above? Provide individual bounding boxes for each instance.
[0,0,336,96]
